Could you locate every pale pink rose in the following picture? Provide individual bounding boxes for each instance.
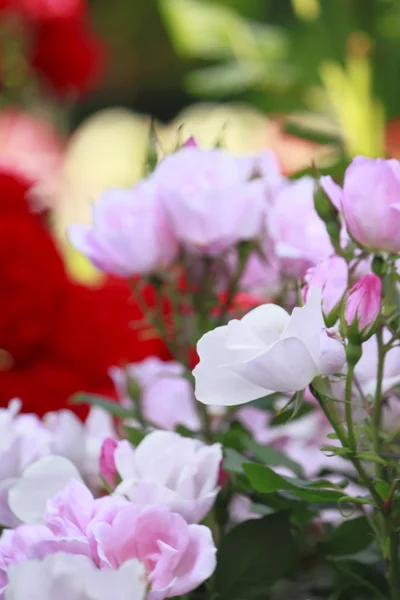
[110,358,200,431]
[1,473,216,600]
[153,147,267,256]
[5,554,147,600]
[268,177,333,277]
[0,109,64,210]
[68,180,178,276]
[345,273,382,336]
[43,406,117,490]
[303,256,348,321]
[340,157,400,253]
[94,504,216,599]
[193,288,345,407]
[113,432,222,523]
[0,401,52,527]
[238,231,282,299]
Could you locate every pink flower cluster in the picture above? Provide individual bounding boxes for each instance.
[0,478,216,600]
[0,428,220,600]
[68,143,335,299]
[110,357,200,431]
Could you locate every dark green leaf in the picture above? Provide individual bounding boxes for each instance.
[270,401,314,426]
[223,448,247,474]
[243,436,302,476]
[321,517,373,557]
[124,426,147,446]
[215,513,298,600]
[243,463,346,503]
[71,394,133,419]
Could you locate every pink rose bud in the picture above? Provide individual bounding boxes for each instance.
[183,136,198,148]
[345,273,382,340]
[304,256,348,326]
[341,157,400,253]
[217,459,229,487]
[99,437,118,488]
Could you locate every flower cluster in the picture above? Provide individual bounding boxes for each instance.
[0,426,219,600]
[5,141,400,599]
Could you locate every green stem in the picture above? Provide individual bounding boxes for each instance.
[311,385,383,510]
[345,364,357,452]
[389,531,400,600]
[373,328,385,479]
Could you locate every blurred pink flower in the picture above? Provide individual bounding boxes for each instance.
[153,147,268,256]
[110,358,200,431]
[0,401,115,527]
[5,554,147,600]
[68,181,178,276]
[304,256,348,321]
[0,109,64,209]
[268,177,333,278]
[114,431,222,523]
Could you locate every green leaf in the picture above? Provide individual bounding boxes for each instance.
[375,480,391,500]
[320,445,352,456]
[71,394,133,419]
[215,513,297,600]
[124,427,147,447]
[243,436,302,477]
[223,448,247,475]
[270,401,314,426]
[321,517,373,557]
[357,451,387,466]
[243,463,346,503]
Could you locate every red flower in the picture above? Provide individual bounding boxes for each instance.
[0,171,171,418]
[0,170,68,361]
[29,19,106,97]
[18,0,84,22]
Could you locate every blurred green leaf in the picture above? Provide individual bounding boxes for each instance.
[244,463,347,503]
[243,436,303,476]
[159,0,288,61]
[321,517,373,557]
[72,394,133,419]
[124,426,147,446]
[215,512,298,600]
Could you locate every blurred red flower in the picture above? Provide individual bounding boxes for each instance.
[18,0,84,22]
[29,19,106,97]
[0,170,170,418]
